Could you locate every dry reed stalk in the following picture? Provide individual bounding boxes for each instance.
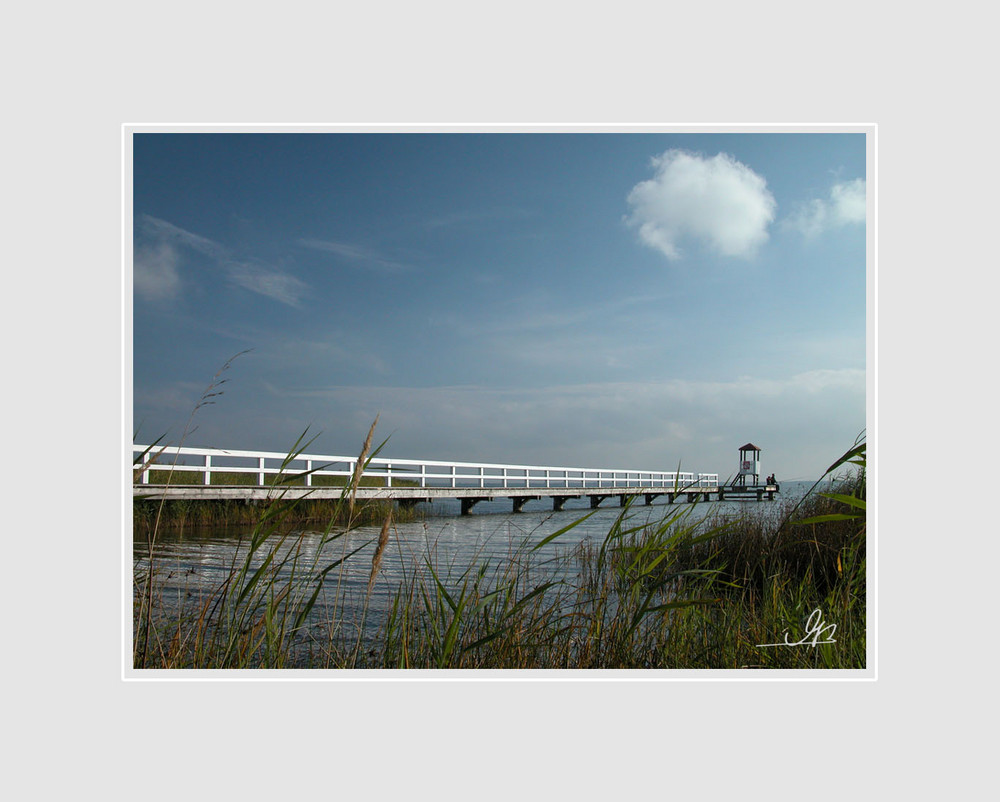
[349,414,380,518]
[368,511,393,595]
[133,445,167,482]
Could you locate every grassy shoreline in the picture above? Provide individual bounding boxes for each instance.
[132,429,867,670]
[133,496,421,531]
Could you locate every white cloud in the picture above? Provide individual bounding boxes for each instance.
[228,263,307,307]
[830,178,866,224]
[133,215,308,306]
[625,150,776,261]
[134,241,181,301]
[786,178,866,237]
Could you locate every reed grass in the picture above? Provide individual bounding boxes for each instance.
[133,420,398,668]
[133,357,866,670]
[134,432,866,669]
[132,496,419,532]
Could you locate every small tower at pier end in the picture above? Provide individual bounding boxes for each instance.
[735,442,761,487]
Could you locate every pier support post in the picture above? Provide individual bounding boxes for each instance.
[590,495,607,509]
[461,498,484,515]
[644,493,660,506]
[511,496,539,513]
[553,496,572,511]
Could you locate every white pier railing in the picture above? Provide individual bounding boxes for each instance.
[132,444,719,491]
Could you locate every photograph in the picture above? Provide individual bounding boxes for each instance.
[128,128,870,675]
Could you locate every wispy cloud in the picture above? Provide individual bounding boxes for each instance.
[228,263,308,307]
[242,368,864,478]
[785,178,866,237]
[138,214,226,259]
[134,240,182,302]
[298,238,412,273]
[133,215,213,302]
[134,215,308,306]
[625,150,776,261]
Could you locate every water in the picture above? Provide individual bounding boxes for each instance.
[133,482,818,661]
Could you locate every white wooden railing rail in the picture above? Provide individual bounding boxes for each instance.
[133,444,719,491]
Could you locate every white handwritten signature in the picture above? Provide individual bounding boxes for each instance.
[756,608,837,648]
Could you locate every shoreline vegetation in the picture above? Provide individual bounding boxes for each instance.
[133,496,421,531]
[133,470,425,531]
[132,416,867,670]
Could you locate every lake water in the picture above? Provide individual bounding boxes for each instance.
[133,481,820,654]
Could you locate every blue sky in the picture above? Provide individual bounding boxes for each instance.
[131,130,867,481]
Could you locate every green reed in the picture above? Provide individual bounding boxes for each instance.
[133,356,866,670]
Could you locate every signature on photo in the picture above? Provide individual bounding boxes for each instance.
[756,608,837,648]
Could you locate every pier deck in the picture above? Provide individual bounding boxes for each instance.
[133,444,776,514]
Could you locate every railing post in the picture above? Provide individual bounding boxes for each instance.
[128,444,718,504]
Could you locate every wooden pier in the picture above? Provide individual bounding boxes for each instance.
[131,444,787,515]
[717,484,780,502]
[133,443,780,514]
[134,481,740,514]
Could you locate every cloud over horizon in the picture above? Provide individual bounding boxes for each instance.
[194,368,865,480]
[625,150,776,261]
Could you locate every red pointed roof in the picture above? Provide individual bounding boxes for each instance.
[738,442,760,451]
